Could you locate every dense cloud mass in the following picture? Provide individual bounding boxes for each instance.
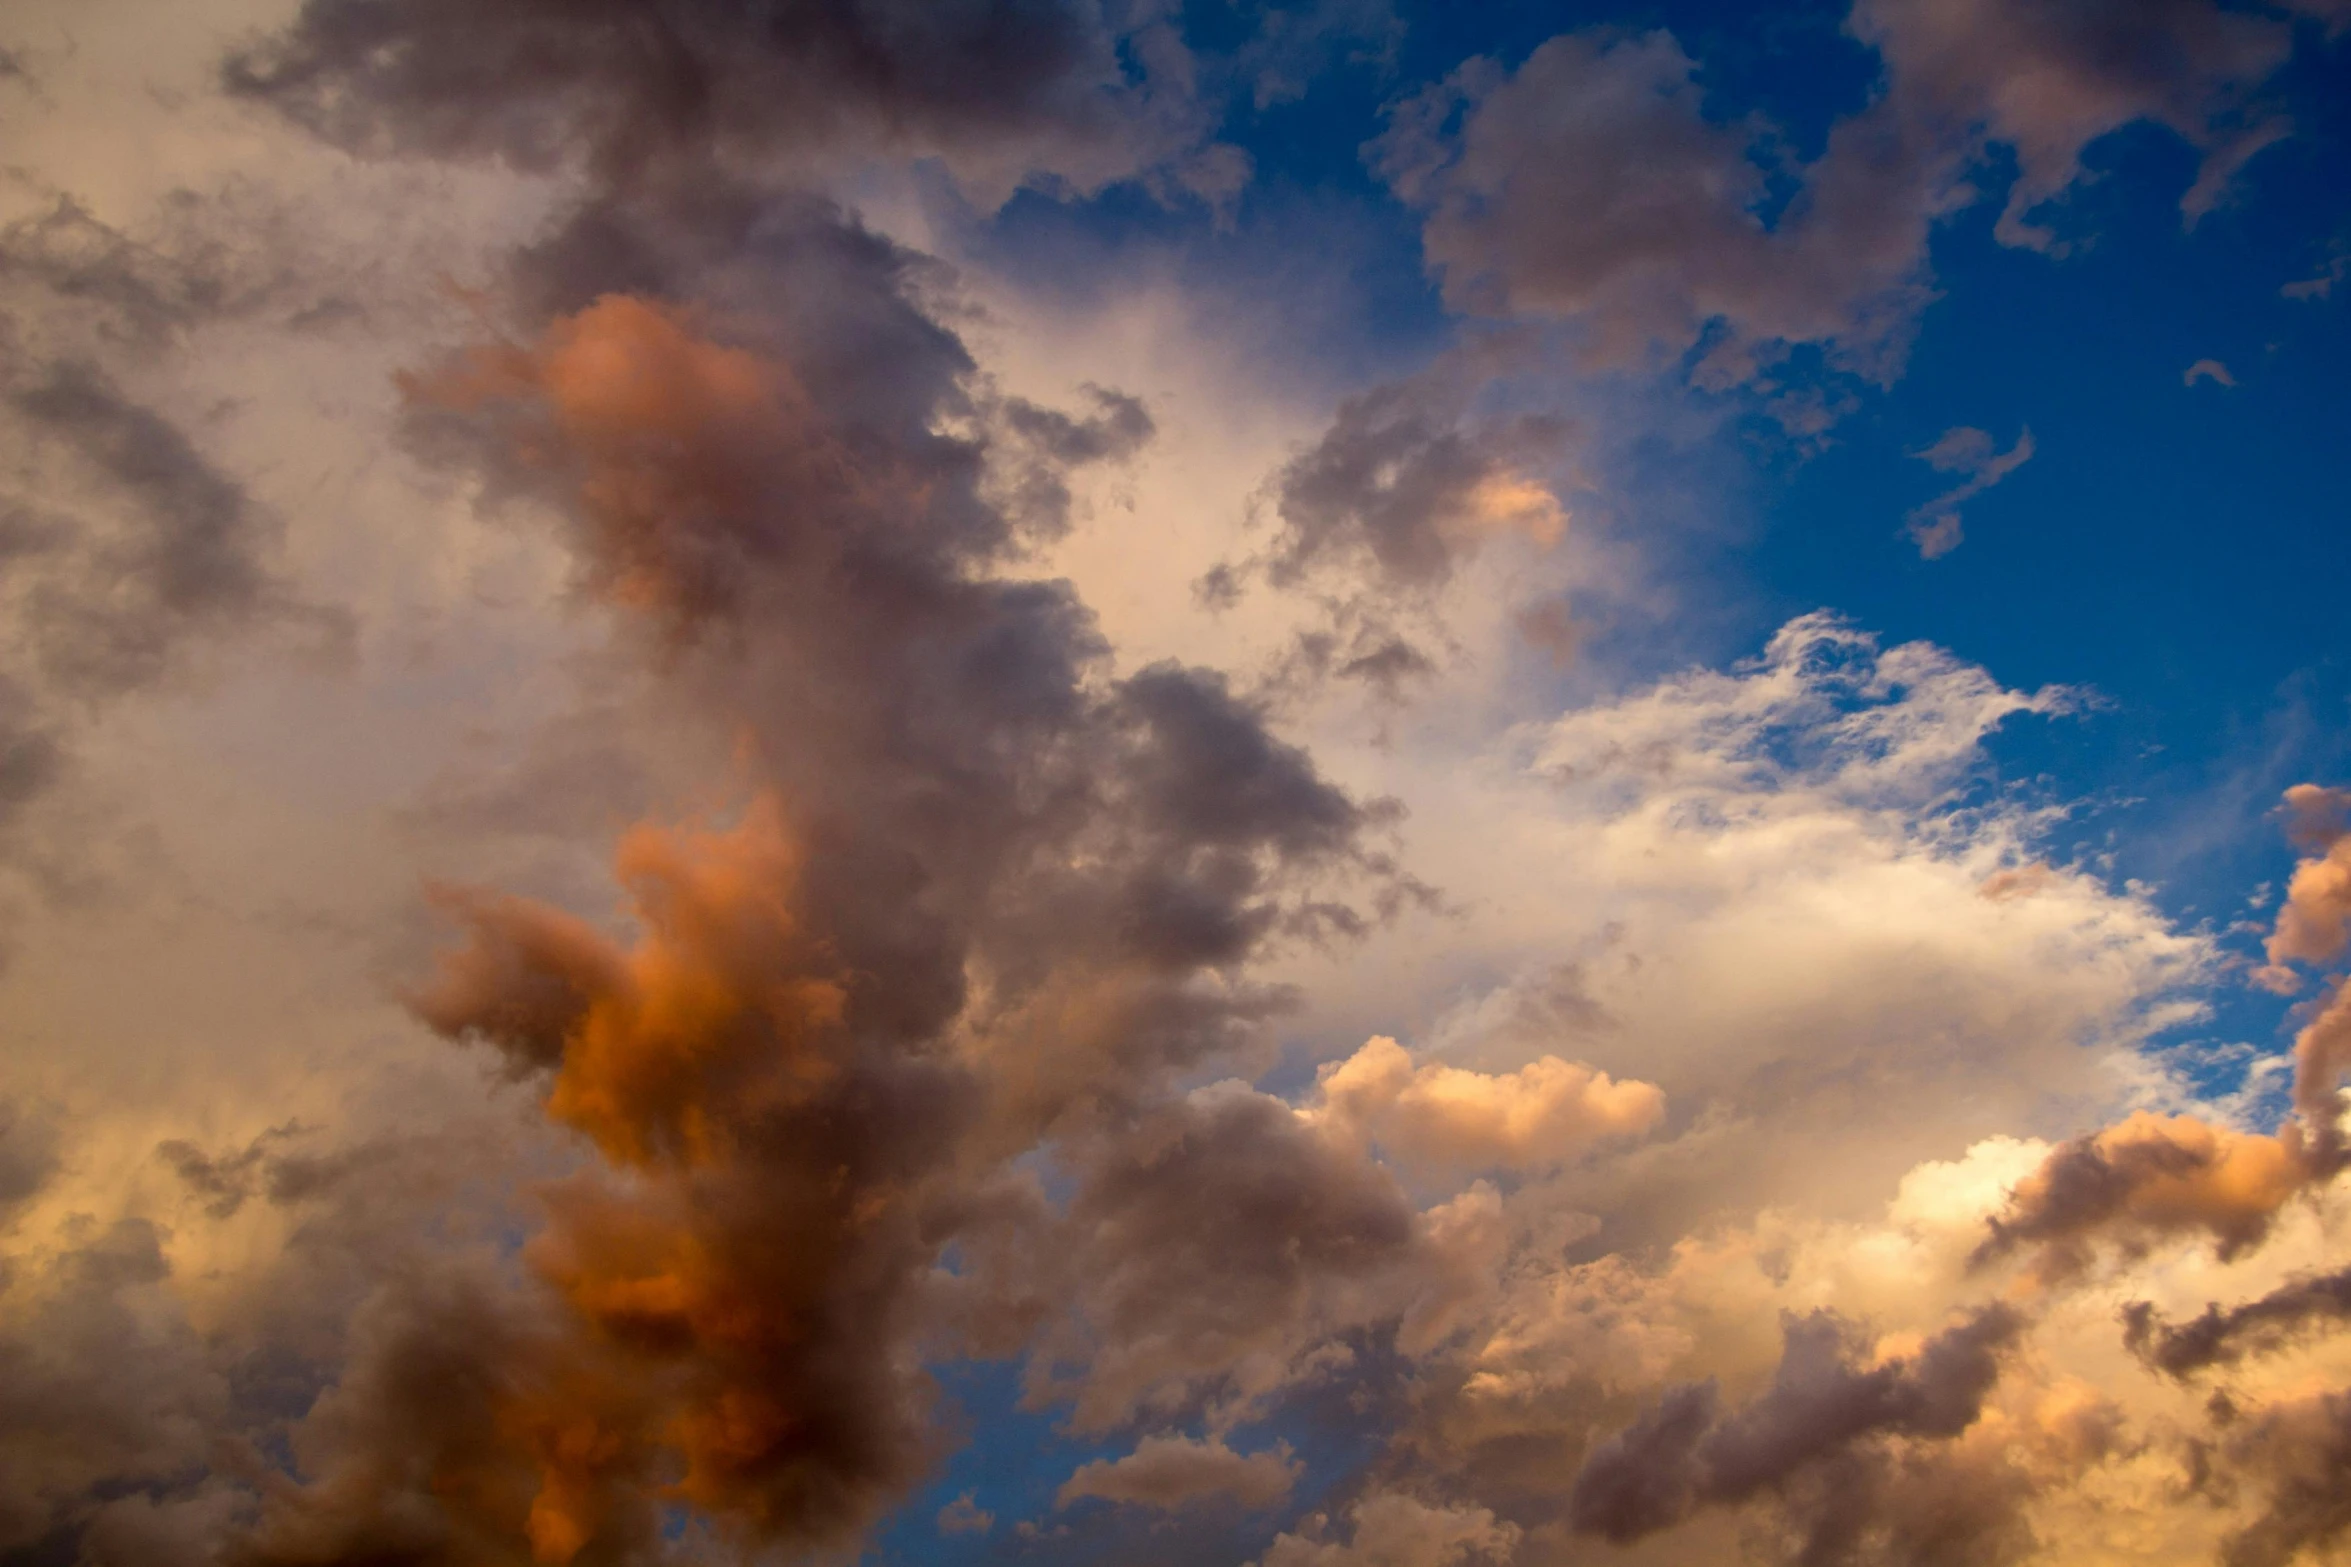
[221,0,1238,206]
[2,2,2347,1566]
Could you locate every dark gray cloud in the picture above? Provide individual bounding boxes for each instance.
[7,362,293,697]
[1374,2,2304,384]
[0,1112,565,1567]
[2221,1390,2351,1567]
[1206,355,1574,703]
[1259,376,1568,595]
[0,196,241,348]
[0,1100,59,1224]
[1033,1085,1425,1430]
[223,0,1229,205]
[0,200,354,848]
[992,385,1155,536]
[1569,1305,2027,1556]
[2125,1265,2351,1380]
[0,1218,233,1561]
[192,42,1414,1547]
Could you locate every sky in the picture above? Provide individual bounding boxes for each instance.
[1,2,2350,1565]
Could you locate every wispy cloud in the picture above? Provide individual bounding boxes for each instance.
[1905,425,2036,558]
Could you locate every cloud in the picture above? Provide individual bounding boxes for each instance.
[1568,1304,2025,1548]
[2222,1390,2351,1567]
[2126,1262,2351,1378]
[2281,784,2351,853]
[2186,358,2240,388]
[1309,1034,1663,1179]
[2260,788,2351,975]
[1257,374,1570,595]
[8,9,2342,1563]
[1970,787,2351,1288]
[172,39,1412,1556]
[0,1101,59,1223]
[1972,1111,2309,1280]
[224,0,1234,209]
[0,1218,233,1561]
[1198,354,1579,703]
[1373,3,2302,386]
[2284,242,2350,301]
[1056,1434,1301,1511]
[1028,1083,1430,1432]
[0,197,353,855]
[937,1491,995,1535]
[1237,0,1404,110]
[1371,29,1937,376]
[1257,1492,1519,1567]
[1906,425,2035,558]
[1851,0,2295,248]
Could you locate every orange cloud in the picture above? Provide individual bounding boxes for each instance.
[396,799,956,1557]
[1977,1111,2305,1280]
[401,295,876,619]
[1312,1034,1663,1176]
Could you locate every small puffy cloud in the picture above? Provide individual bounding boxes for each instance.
[1257,1492,1518,1567]
[2186,358,2239,388]
[1056,1434,1299,1511]
[936,1492,994,1535]
[1310,1034,1663,1178]
[2262,788,2351,976]
[2284,243,2350,301]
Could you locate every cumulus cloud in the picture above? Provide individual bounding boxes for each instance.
[2221,1390,2351,1567]
[0,1219,230,1560]
[1029,1082,1429,1432]
[2260,787,2351,978]
[1850,0,2293,247]
[937,1491,993,1535]
[1371,29,1936,374]
[1257,1492,1519,1567]
[1056,1433,1301,1511]
[1198,354,1579,703]
[135,14,1424,1554]
[1973,1111,2308,1280]
[8,6,2344,1565]
[1374,1,2302,383]
[1568,1304,2025,1549]
[223,0,1237,209]
[1309,1035,1662,1179]
[1970,788,2351,1291]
